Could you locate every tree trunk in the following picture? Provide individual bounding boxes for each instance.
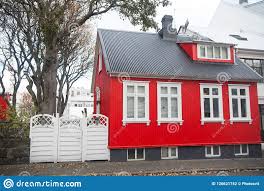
[40,45,58,115]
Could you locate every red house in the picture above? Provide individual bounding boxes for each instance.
[92,15,263,161]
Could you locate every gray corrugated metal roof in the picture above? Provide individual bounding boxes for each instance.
[98,29,262,82]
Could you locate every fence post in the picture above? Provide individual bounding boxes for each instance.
[81,117,87,162]
[54,113,59,163]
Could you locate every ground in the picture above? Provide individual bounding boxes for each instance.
[1,158,264,176]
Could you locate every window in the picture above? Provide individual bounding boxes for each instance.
[123,81,149,125]
[77,91,80,96]
[200,84,223,124]
[161,147,178,159]
[198,44,231,60]
[241,58,263,79]
[71,91,74,97]
[234,144,249,156]
[205,146,221,157]
[127,148,145,161]
[157,82,182,125]
[98,46,102,73]
[229,85,251,123]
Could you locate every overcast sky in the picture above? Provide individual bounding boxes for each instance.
[1,0,260,95]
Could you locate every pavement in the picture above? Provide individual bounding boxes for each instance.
[1,157,264,176]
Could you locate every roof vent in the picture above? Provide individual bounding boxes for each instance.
[229,34,248,41]
[159,15,177,41]
[239,0,248,5]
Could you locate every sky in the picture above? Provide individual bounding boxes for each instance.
[1,0,261,96]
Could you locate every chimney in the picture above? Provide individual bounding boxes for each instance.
[239,0,248,5]
[159,15,177,40]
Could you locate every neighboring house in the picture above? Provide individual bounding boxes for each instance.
[64,87,94,117]
[188,0,264,141]
[91,15,263,162]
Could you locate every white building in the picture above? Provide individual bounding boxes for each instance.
[64,87,94,117]
[185,0,264,140]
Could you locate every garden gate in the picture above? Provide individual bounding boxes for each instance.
[29,114,109,163]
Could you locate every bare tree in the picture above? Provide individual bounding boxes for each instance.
[0,0,170,114]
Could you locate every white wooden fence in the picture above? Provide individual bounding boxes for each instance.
[30,114,109,163]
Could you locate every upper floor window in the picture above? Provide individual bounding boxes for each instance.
[200,84,224,124]
[157,82,182,125]
[198,44,230,60]
[241,58,263,79]
[228,85,251,123]
[98,46,102,73]
[123,81,149,125]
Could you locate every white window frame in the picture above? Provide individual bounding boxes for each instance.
[234,144,249,156]
[161,147,178,159]
[205,146,221,158]
[197,44,231,60]
[200,84,224,124]
[157,82,183,125]
[127,148,145,161]
[228,85,252,124]
[98,46,102,73]
[123,81,150,126]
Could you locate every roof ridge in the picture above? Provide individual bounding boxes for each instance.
[97,28,157,35]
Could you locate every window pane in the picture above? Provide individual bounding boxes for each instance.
[204,98,211,118]
[127,86,134,93]
[222,47,228,59]
[240,89,246,96]
[128,149,135,159]
[127,96,134,118]
[241,145,248,153]
[206,146,211,155]
[138,97,145,118]
[200,46,206,57]
[161,148,169,158]
[171,98,178,118]
[213,98,220,118]
[137,149,144,159]
[213,146,220,155]
[212,88,219,95]
[207,46,213,58]
[161,97,168,118]
[214,47,221,59]
[203,88,210,95]
[171,87,177,95]
[234,145,240,154]
[137,86,145,94]
[232,99,239,118]
[232,89,237,95]
[170,148,177,157]
[161,87,168,94]
[241,99,247,118]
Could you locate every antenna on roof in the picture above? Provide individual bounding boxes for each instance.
[183,19,189,33]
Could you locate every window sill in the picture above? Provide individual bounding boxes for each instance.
[201,119,224,125]
[235,153,249,156]
[122,120,150,126]
[157,120,183,126]
[161,157,178,160]
[205,155,221,158]
[230,119,252,124]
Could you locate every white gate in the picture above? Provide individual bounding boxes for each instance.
[82,114,109,161]
[30,114,58,163]
[30,114,109,163]
[58,117,82,162]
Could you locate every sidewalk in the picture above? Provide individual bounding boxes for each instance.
[1,158,264,176]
